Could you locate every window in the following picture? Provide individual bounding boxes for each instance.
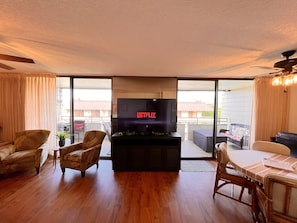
[178,80,253,159]
[56,77,112,157]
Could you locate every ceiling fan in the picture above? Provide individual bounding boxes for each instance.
[265,50,297,86]
[273,50,297,73]
[253,50,297,74]
[0,53,35,70]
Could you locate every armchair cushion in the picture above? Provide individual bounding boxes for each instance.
[2,150,36,164]
[63,146,98,168]
[64,150,84,163]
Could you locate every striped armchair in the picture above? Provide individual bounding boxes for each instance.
[0,129,50,175]
[59,130,106,177]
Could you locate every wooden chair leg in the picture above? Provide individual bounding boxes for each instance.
[213,175,219,198]
[81,171,85,178]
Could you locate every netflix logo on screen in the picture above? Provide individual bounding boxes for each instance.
[117,98,177,133]
[137,112,156,119]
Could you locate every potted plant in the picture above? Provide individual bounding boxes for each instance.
[56,132,69,147]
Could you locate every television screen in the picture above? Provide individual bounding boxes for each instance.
[117,98,177,134]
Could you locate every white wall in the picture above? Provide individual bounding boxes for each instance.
[220,86,253,127]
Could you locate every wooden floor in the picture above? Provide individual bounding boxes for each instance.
[0,159,254,223]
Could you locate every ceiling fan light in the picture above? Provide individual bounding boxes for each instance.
[283,75,293,86]
[272,76,282,86]
[293,74,297,84]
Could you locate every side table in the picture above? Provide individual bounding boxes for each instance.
[52,146,60,168]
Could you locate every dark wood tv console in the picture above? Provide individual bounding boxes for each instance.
[111,132,181,171]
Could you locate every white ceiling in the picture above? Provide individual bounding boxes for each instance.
[1,0,297,79]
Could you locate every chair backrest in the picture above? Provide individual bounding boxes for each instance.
[82,130,106,149]
[215,142,229,165]
[264,174,297,222]
[14,129,50,152]
[215,142,230,175]
[252,141,290,156]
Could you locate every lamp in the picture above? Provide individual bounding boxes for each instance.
[272,73,297,86]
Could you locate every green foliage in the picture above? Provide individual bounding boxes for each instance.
[56,132,69,140]
[201,110,214,117]
[201,107,221,118]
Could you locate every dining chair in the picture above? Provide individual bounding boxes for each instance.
[252,141,290,156]
[213,142,252,206]
[59,130,106,177]
[255,174,297,223]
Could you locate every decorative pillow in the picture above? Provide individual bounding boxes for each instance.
[14,129,50,152]
[233,127,247,139]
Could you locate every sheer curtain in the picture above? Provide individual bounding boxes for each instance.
[0,73,56,149]
[25,74,56,148]
[251,77,289,142]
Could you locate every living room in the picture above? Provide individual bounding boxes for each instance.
[1,74,297,222]
[1,1,297,222]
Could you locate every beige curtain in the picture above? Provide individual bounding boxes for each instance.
[252,77,289,142]
[0,73,56,149]
[0,74,26,141]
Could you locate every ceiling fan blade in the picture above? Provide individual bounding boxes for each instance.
[0,54,34,63]
[0,62,14,70]
[251,66,283,70]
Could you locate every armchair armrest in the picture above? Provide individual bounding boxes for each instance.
[60,142,83,157]
[36,143,49,167]
[0,145,15,161]
[219,129,229,133]
[81,144,100,163]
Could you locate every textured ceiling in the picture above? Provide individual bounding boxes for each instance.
[1,0,297,78]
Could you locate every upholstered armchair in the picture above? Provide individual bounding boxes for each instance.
[0,129,50,175]
[59,130,106,177]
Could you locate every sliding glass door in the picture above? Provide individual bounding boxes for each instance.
[177,79,253,159]
[56,77,112,157]
[177,80,216,159]
[217,80,253,150]
[72,78,111,142]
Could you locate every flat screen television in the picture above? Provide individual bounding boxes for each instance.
[117,98,177,135]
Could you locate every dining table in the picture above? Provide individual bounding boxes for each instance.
[227,149,297,221]
[227,150,297,183]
